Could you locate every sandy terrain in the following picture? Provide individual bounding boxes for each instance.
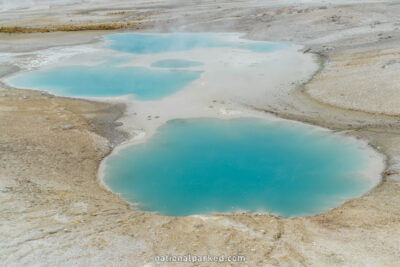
[306,42,400,115]
[1,0,400,266]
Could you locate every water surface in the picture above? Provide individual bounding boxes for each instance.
[104,119,372,217]
[105,33,287,54]
[6,32,288,100]
[8,66,202,100]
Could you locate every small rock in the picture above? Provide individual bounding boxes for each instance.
[114,121,123,127]
[0,187,12,193]
[384,170,396,176]
[61,125,73,130]
[40,91,54,98]
[193,224,203,228]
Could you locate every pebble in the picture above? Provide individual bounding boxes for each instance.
[40,91,54,98]
[60,125,73,130]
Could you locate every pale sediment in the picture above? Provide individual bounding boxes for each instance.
[306,42,400,116]
[1,1,400,266]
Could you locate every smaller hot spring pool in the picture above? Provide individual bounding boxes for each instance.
[103,118,378,217]
[5,32,288,101]
[8,66,202,101]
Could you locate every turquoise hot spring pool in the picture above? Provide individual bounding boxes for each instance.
[103,119,374,217]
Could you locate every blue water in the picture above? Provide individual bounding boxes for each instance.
[8,66,202,100]
[104,119,371,217]
[151,59,204,68]
[105,33,287,54]
[7,33,287,100]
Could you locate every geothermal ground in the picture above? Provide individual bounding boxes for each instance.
[1,0,400,266]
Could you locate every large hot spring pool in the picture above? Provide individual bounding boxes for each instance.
[103,119,376,217]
